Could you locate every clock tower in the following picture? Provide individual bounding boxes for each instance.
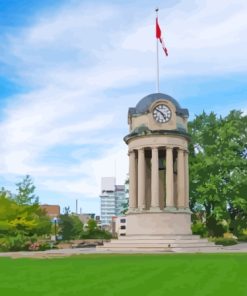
[98,92,219,251]
[124,92,191,235]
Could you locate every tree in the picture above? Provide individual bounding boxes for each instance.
[121,177,129,214]
[0,196,51,236]
[189,110,247,236]
[0,187,12,199]
[63,206,71,215]
[0,178,52,251]
[0,195,51,240]
[82,219,112,239]
[121,201,129,215]
[87,219,97,233]
[58,214,83,240]
[14,175,39,205]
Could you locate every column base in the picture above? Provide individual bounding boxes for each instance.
[137,207,147,212]
[149,207,162,212]
[126,208,137,214]
[176,207,192,214]
[164,206,177,212]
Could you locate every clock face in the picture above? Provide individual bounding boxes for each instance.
[153,104,172,123]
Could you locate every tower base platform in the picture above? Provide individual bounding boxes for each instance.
[126,211,192,235]
[97,212,221,253]
[97,234,222,253]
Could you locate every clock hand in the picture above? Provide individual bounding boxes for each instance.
[156,109,167,119]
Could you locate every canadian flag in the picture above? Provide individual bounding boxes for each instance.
[156,17,168,56]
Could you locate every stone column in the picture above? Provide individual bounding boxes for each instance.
[150,147,160,211]
[166,147,175,208]
[128,150,137,211]
[138,148,146,210]
[184,150,189,209]
[177,148,185,208]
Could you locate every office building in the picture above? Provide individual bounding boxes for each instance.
[100,177,128,226]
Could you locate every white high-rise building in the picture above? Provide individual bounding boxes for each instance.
[100,177,128,226]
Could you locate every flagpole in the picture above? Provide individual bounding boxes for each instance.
[155,8,159,93]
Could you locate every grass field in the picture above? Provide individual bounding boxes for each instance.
[0,254,247,296]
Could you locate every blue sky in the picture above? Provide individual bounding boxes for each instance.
[0,0,246,215]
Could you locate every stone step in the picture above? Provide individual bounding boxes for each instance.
[101,242,215,248]
[98,247,173,252]
[112,239,209,244]
[97,245,222,252]
[173,246,223,253]
[96,234,221,253]
[118,235,201,240]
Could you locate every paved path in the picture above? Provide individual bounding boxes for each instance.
[223,242,247,251]
[0,243,247,258]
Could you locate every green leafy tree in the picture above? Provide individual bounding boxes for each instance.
[0,187,12,199]
[0,195,51,237]
[87,219,97,233]
[30,204,52,236]
[0,193,52,251]
[81,219,112,239]
[121,177,129,214]
[189,110,247,236]
[14,175,39,205]
[121,201,129,215]
[58,214,83,240]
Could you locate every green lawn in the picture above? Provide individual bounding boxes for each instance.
[0,254,247,296]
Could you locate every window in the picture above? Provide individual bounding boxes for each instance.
[120,225,126,230]
[120,219,126,223]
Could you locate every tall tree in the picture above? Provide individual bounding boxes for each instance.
[14,175,39,205]
[0,195,51,237]
[189,110,247,236]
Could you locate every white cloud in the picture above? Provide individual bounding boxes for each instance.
[0,0,246,210]
[40,141,128,196]
[122,0,247,75]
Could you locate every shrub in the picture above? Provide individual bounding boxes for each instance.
[0,238,8,252]
[81,229,112,239]
[206,217,227,237]
[28,242,40,251]
[0,234,53,252]
[237,235,247,242]
[191,221,208,237]
[211,237,237,246]
[38,241,53,250]
[0,234,29,251]
[223,232,236,239]
[28,241,53,251]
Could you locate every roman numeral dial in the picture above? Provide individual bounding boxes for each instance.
[153,104,172,123]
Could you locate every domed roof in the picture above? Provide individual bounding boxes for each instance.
[129,93,189,117]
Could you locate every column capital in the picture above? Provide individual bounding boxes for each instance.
[176,146,188,153]
[138,147,145,152]
[128,149,135,155]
